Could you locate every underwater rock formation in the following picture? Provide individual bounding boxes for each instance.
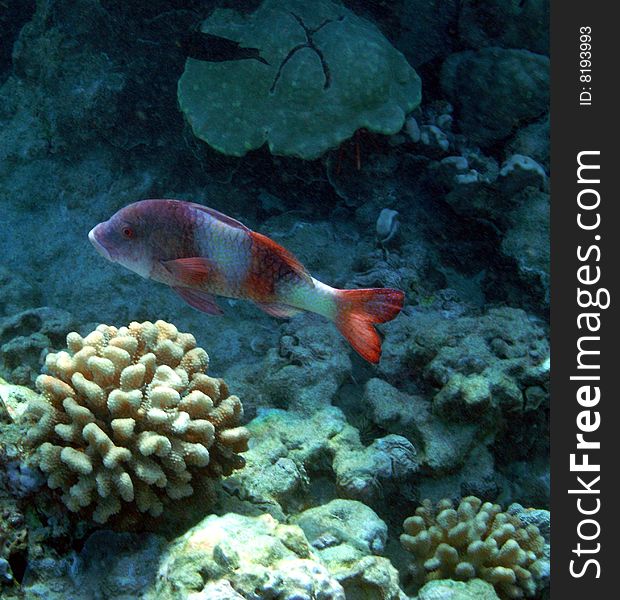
[358,306,549,504]
[0,267,37,318]
[0,307,75,387]
[25,320,249,524]
[224,405,419,521]
[21,528,166,600]
[416,578,501,600]
[178,0,421,159]
[379,307,548,422]
[458,0,549,55]
[227,313,352,416]
[441,48,549,147]
[152,512,346,599]
[400,496,549,599]
[293,499,407,600]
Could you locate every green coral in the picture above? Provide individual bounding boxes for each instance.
[177,0,421,159]
[400,496,548,599]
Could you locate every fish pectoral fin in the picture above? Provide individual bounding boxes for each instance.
[255,301,303,319]
[161,257,216,286]
[172,286,224,315]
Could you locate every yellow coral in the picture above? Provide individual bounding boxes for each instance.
[400,496,547,599]
[26,320,249,524]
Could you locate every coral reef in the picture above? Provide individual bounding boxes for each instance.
[25,320,249,524]
[224,406,419,520]
[153,512,346,599]
[0,0,550,596]
[416,578,501,600]
[0,379,41,590]
[400,496,549,599]
[227,313,352,416]
[293,499,406,600]
[0,307,75,386]
[178,0,421,159]
[441,48,549,147]
[22,529,166,600]
[458,0,549,55]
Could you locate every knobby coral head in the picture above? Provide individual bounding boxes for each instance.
[25,319,249,525]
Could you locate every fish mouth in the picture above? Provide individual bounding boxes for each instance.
[88,225,113,261]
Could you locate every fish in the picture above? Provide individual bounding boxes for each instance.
[88,200,405,364]
[178,31,269,65]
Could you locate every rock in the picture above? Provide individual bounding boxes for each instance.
[362,378,416,432]
[506,115,550,171]
[334,555,407,600]
[227,314,352,416]
[188,579,246,599]
[22,530,165,600]
[222,407,347,518]
[501,189,550,304]
[293,499,388,555]
[0,266,38,317]
[0,307,75,386]
[292,500,407,599]
[433,373,491,421]
[498,154,547,197]
[459,0,549,55]
[152,513,345,600]
[375,306,549,469]
[441,48,549,147]
[416,578,501,600]
[333,434,419,505]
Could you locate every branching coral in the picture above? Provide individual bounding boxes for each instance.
[25,320,249,524]
[400,496,547,599]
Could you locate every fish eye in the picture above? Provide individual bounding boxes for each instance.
[122,226,135,239]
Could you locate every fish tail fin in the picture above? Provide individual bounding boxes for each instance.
[334,288,405,364]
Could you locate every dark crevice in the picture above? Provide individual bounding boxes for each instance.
[270,12,343,93]
[8,548,28,583]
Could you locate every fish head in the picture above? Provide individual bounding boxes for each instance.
[89,201,163,279]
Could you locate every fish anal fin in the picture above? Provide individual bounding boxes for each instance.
[255,302,302,319]
[172,286,223,315]
[162,257,216,286]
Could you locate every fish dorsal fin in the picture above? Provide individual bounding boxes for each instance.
[188,203,250,232]
[249,231,313,286]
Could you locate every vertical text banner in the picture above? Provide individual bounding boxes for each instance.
[551,1,618,598]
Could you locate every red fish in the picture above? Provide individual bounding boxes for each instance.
[88,200,404,363]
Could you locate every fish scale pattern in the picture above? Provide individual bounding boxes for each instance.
[400,496,548,599]
[26,320,249,524]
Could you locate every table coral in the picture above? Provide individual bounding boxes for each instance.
[177,0,421,159]
[400,496,548,599]
[25,320,249,524]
